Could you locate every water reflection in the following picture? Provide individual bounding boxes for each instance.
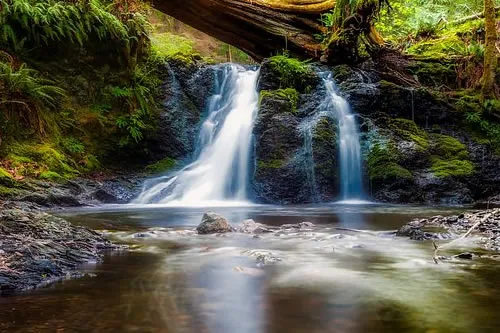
[1,205,498,333]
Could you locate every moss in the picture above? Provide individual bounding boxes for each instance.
[39,171,64,182]
[455,94,483,113]
[0,185,20,198]
[408,61,456,87]
[151,33,203,65]
[389,118,430,151]
[145,157,177,173]
[260,88,299,113]
[367,144,413,181]
[313,118,336,143]
[0,167,15,186]
[267,55,313,91]
[257,159,285,170]
[4,142,79,179]
[431,158,475,178]
[430,134,468,160]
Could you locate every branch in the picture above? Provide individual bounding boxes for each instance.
[433,213,492,264]
[451,6,500,25]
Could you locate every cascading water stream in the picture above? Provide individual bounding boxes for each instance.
[321,74,363,201]
[134,64,260,206]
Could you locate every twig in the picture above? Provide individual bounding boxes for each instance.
[433,213,491,264]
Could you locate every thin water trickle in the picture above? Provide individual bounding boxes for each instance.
[134,65,260,206]
[321,74,363,200]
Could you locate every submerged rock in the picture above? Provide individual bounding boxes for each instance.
[197,213,234,234]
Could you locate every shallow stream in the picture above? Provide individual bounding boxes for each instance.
[1,204,499,333]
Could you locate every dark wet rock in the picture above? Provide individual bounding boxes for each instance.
[3,175,142,209]
[454,252,474,260]
[280,222,316,230]
[0,210,120,294]
[397,209,500,251]
[197,213,234,234]
[253,89,308,204]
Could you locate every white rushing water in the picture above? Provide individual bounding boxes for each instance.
[322,74,363,201]
[134,65,260,206]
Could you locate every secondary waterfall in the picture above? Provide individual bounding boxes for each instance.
[322,74,363,201]
[134,64,260,206]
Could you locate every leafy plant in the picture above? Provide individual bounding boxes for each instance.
[0,60,65,135]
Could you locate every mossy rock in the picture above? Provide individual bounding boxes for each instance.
[39,171,65,182]
[260,88,299,113]
[257,159,285,170]
[145,157,177,174]
[389,118,430,151]
[5,143,79,179]
[367,144,413,181]
[261,55,318,93]
[430,134,468,160]
[431,158,475,178]
[0,185,20,199]
[408,61,456,88]
[0,167,15,187]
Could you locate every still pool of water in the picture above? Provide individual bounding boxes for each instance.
[1,204,499,333]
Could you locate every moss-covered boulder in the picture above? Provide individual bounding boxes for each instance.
[259,56,319,93]
[253,89,307,204]
[311,117,339,200]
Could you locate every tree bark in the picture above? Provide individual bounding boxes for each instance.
[481,0,498,99]
[153,0,334,60]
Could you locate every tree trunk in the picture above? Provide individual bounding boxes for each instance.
[153,0,333,61]
[481,0,498,99]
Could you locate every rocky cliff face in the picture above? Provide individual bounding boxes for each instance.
[252,59,340,204]
[252,58,500,205]
[146,58,216,161]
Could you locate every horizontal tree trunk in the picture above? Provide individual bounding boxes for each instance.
[153,0,335,60]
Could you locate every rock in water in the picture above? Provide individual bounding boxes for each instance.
[197,212,234,234]
[238,219,273,234]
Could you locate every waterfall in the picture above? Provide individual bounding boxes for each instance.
[134,64,260,206]
[321,74,363,201]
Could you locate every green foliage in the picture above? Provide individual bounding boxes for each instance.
[461,97,500,154]
[0,60,66,135]
[150,32,199,64]
[267,54,313,91]
[260,88,299,113]
[0,0,129,48]
[367,144,413,181]
[377,0,487,40]
[145,157,176,173]
[431,158,475,178]
[61,137,85,154]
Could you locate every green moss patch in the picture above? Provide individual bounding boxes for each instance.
[151,33,202,65]
[0,167,14,186]
[3,143,79,180]
[430,134,468,160]
[260,88,299,113]
[267,55,314,91]
[145,157,177,174]
[431,159,475,178]
[389,118,429,151]
[367,144,413,181]
[257,159,285,170]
